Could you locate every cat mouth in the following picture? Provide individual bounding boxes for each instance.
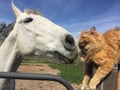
[79,41,88,49]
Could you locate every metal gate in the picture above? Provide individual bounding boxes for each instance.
[0,72,74,90]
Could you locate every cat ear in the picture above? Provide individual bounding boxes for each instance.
[90,26,96,34]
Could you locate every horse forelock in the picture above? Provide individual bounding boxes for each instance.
[24,9,42,16]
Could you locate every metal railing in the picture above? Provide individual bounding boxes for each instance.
[0,72,74,90]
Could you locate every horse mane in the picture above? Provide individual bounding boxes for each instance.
[0,22,15,46]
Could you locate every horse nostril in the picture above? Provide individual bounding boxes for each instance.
[63,34,75,51]
[65,35,75,46]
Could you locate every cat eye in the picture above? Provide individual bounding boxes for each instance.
[23,17,33,23]
[81,36,85,38]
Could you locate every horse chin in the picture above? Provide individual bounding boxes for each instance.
[53,51,74,64]
[36,50,75,64]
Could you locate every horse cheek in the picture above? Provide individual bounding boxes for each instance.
[17,39,35,55]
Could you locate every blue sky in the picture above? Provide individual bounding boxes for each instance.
[0,0,120,37]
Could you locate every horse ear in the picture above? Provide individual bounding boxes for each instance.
[90,26,96,34]
[12,1,22,18]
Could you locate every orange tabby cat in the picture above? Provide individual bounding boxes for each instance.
[78,27,120,90]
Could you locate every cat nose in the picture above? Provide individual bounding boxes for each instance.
[62,34,75,51]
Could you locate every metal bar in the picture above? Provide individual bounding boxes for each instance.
[117,64,120,90]
[0,72,74,90]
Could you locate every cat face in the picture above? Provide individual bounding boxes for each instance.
[78,27,104,50]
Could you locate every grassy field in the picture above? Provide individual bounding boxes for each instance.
[22,56,85,84]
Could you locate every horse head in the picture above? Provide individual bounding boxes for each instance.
[11,2,78,64]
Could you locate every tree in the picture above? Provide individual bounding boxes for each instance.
[0,22,7,33]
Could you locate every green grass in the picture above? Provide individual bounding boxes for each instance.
[22,56,85,84]
[49,63,84,84]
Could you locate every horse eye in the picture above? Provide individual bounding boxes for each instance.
[23,17,33,23]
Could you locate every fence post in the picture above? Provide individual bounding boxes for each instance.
[118,64,120,90]
[92,63,118,90]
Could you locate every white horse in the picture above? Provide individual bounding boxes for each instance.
[0,2,78,90]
